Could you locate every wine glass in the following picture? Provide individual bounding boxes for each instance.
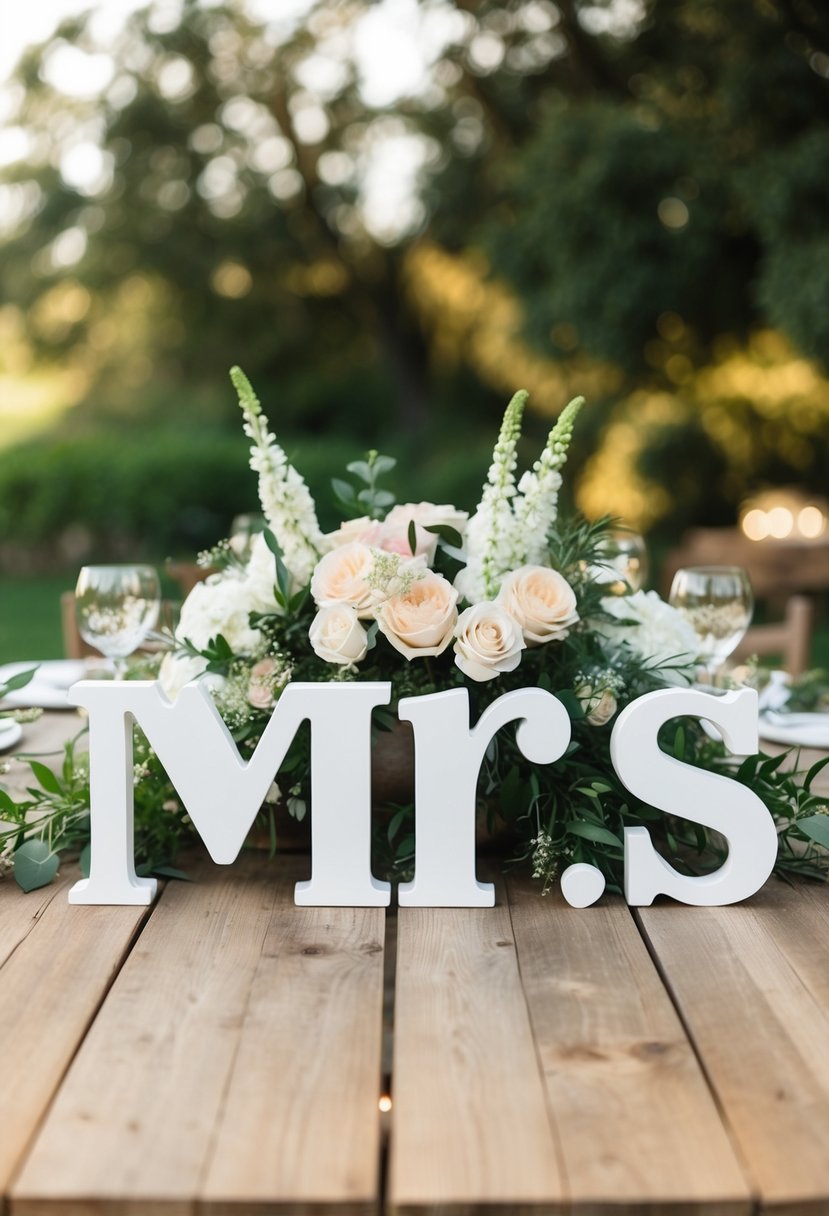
[669,565,754,684]
[75,565,161,677]
[596,529,649,593]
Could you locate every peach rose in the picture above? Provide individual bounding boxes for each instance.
[497,565,578,646]
[376,571,458,660]
[310,542,379,618]
[309,605,368,665]
[453,602,525,682]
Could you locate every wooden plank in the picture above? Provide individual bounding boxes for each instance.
[638,879,829,1215]
[507,878,750,1216]
[12,855,385,1216]
[0,872,148,1194]
[389,880,565,1216]
[200,903,385,1214]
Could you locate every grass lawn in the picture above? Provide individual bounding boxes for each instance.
[0,574,75,664]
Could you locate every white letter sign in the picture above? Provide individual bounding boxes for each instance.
[611,687,778,906]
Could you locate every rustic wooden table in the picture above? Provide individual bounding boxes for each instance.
[1,711,828,1216]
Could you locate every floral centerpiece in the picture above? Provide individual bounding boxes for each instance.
[1,369,828,894]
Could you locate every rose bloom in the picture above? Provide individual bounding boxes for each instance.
[248,657,281,709]
[379,503,469,563]
[575,683,618,727]
[326,516,381,548]
[309,605,368,665]
[497,565,579,646]
[310,541,379,618]
[376,571,458,660]
[453,602,525,683]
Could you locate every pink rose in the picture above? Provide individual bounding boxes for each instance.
[248,657,280,709]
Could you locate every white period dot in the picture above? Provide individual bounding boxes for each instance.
[561,863,606,908]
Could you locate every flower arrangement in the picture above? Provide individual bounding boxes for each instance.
[1,370,828,894]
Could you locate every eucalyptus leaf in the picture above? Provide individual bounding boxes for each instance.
[371,455,396,475]
[797,814,829,850]
[346,460,373,484]
[13,839,59,893]
[332,478,357,504]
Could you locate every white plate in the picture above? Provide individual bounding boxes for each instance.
[0,721,22,752]
[0,660,92,709]
[758,712,829,750]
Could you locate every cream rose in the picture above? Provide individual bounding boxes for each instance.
[497,565,579,646]
[376,571,458,660]
[309,605,369,665]
[453,602,525,683]
[575,683,618,727]
[310,542,379,618]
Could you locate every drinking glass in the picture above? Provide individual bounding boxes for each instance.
[669,565,753,683]
[596,529,649,593]
[75,565,161,676]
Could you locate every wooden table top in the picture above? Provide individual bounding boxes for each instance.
[1,710,828,1215]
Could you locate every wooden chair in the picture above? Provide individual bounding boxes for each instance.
[732,594,814,676]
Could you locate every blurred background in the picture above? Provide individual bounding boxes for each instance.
[1,0,828,663]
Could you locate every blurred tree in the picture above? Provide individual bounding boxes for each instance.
[1,0,829,543]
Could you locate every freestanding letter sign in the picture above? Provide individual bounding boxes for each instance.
[68,680,778,909]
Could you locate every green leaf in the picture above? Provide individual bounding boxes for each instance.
[0,789,18,814]
[1,666,39,695]
[797,814,829,850]
[79,842,91,878]
[371,455,396,475]
[555,689,585,719]
[13,839,59,893]
[262,527,283,558]
[332,478,357,504]
[424,523,464,548]
[29,761,63,795]
[365,620,379,652]
[151,865,192,881]
[346,460,373,484]
[566,820,623,849]
[407,520,418,556]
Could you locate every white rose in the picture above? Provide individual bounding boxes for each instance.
[309,605,369,665]
[376,571,458,659]
[497,565,579,646]
[453,602,525,683]
[380,503,468,563]
[310,542,380,618]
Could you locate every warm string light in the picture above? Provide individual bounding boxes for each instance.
[740,492,828,542]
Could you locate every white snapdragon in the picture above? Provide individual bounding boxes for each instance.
[455,390,527,603]
[513,395,584,566]
[230,366,326,587]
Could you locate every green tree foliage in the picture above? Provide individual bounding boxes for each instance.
[1,0,828,553]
